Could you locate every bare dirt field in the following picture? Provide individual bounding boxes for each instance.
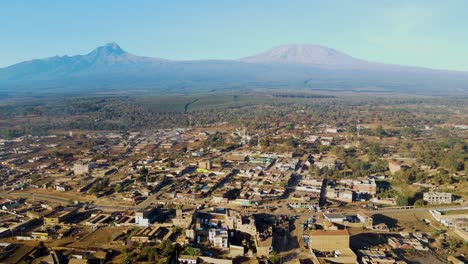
[375,211,438,232]
[71,226,129,249]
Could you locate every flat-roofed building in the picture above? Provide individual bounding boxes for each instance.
[324,214,346,223]
[423,192,452,205]
[135,207,162,227]
[353,178,377,195]
[198,160,212,170]
[44,207,79,226]
[209,228,229,248]
[73,162,96,176]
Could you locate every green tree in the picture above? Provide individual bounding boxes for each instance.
[121,251,136,264]
[140,166,149,177]
[397,195,409,206]
[141,246,158,262]
[171,226,181,234]
[114,184,122,193]
[160,240,175,257]
[181,245,199,256]
[268,251,280,264]
[414,199,425,207]
[375,125,385,137]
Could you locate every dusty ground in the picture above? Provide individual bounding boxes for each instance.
[69,226,129,249]
[12,188,133,208]
[374,211,438,232]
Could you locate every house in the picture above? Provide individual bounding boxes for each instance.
[324,214,346,223]
[353,178,377,195]
[172,208,195,229]
[135,207,162,227]
[320,137,334,146]
[304,227,357,263]
[224,154,248,162]
[304,135,319,143]
[356,213,373,229]
[208,228,229,248]
[198,160,212,170]
[387,237,403,249]
[31,230,50,240]
[179,255,198,264]
[325,128,338,133]
[129,226,162,243]
[55,183,70,192]
[192,150,204,157]
[161,141,176,149]
[1,200,21,210]
[44,207,79,225]
[372,223,389,232]
[359,250,399,264]
[73,162,96,175]
[69,259,92,264]
[423,192,452,205]
[314,157,338,170]
[388,236,427,250]
[326,187,353,203]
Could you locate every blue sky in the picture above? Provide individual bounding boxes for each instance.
[1,0,467,71]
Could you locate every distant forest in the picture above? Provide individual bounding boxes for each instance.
[0,92,467,138]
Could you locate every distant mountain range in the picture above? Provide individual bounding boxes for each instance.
[1,43,467,96]
[241,44,370,66]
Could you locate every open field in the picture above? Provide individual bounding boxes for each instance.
[74,226,129,248]
[137,92,336,113]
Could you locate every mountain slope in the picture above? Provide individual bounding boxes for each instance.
[0,43,467,96]
[240,44,368,67]
[0,43,168,81]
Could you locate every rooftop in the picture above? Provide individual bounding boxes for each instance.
[308,229,349,237]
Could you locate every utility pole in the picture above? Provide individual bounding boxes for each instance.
[243,126,247,145]
[357,121,361,138]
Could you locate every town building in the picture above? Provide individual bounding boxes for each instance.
[352,178,377,195]
[314,157,338,170]
[423,192,452,205]
[44,207,79,226]
[73,162,96,176]
[135,207,162,227]
[208,228,229,248]
[198,160,212,170]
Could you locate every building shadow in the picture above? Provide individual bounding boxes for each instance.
[372,213,398,229]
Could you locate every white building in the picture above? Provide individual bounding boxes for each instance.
[73,162,96,176]
[135,207,160,227]
[423,192,452,205]
[304,135,319,143]
[208,228,229,248]
[324,128,338,133]
[314,157,337,170]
